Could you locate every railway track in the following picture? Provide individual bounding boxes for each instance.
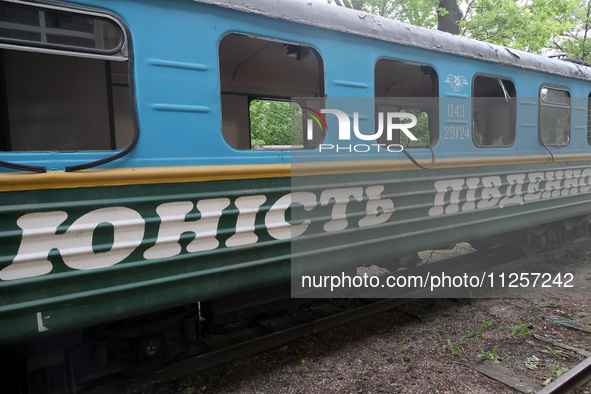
[536,355,591,393]
[77,240,591,393]
[91,299,408,393]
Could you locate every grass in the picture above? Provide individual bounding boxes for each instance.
[435,318,446,334]
[543,362,568,386]
[441,339,462,358]
[461,320,495,343]
[477,344,507,365]
[541,346,572,360]
[298,359,309,373]
[510,319,532,338]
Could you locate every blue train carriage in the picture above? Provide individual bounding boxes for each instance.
[1,0,591,386]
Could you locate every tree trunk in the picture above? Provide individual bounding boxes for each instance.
[438,0,463,34]
[349,0,364,10]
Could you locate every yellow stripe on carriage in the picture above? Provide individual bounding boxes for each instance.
[0,154,591,192]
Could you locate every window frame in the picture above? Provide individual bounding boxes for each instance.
[471,73,517,149]
[538,85,571,148]
[587,93,591,146]
[0,0,128,59]
[373,57,439,148]
[219,32,324,151]
[247,96,306,150]
[0,1,136,172]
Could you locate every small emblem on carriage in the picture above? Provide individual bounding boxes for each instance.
[445,74,469,92]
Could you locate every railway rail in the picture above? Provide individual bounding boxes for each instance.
[535,355,591,393]
[72,241,591,393]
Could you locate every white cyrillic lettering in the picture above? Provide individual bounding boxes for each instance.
[461,177,480,212]
[499,173,525,208]
[477,176,502,209]
[580,168,591,193]
[2,207,145,280]
[524,172,544,201]
[144,199,230,259]
[266,192,316,240]
[429,179,465,216]
[563,169,579,195]
[321,187,364,232]
[226,195,266,247]
[358,185,395,227]
[542,171,563,199]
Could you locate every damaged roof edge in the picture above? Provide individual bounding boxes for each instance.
[194,0,591,82]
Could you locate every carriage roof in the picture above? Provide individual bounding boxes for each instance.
[194,0,591,81]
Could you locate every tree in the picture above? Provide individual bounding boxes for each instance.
[438,0,463,34]
[551,0,591,61]
[332,0,463,33]
[329,0,590,60]
[459,0,576,53]
[249,100,302,148]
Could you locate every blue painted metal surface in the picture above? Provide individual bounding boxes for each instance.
[0,0,590,170]
[1,0,591,346]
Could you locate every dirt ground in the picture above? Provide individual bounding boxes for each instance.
[150,243,591,393]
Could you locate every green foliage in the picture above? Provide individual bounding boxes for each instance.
[510,319,532,338]
[551,362,568,378]
[463,320,495,341]
[541,346,572,360]
[353,0,440,27]
[552,0,591,61]
[400,110,431,147]
[441,339,463,357]
[477,344,507,365]
[348,0,591,60]
[435,318,446,334]
[544,362,569,385]
[459,0,577,53]
[249,100,302,149]
[418,313,435,324]
[298,358,310,373]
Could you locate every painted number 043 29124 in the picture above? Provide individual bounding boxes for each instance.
[443,126,470,140]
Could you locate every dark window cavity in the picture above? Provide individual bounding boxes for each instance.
[0,2,132,152]
[472,76,516,147]
[219,33,324,150]
[374,58,438,148]
[540,86,570,147]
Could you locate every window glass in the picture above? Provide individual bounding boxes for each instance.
[587,93,591,145]
[374,58,438,148]
[541,88,570,106]
[540,87,570,146]
[0,3,132,152]
[219,33,324,150]
[472,76,516,147]
[0,2,123,53]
